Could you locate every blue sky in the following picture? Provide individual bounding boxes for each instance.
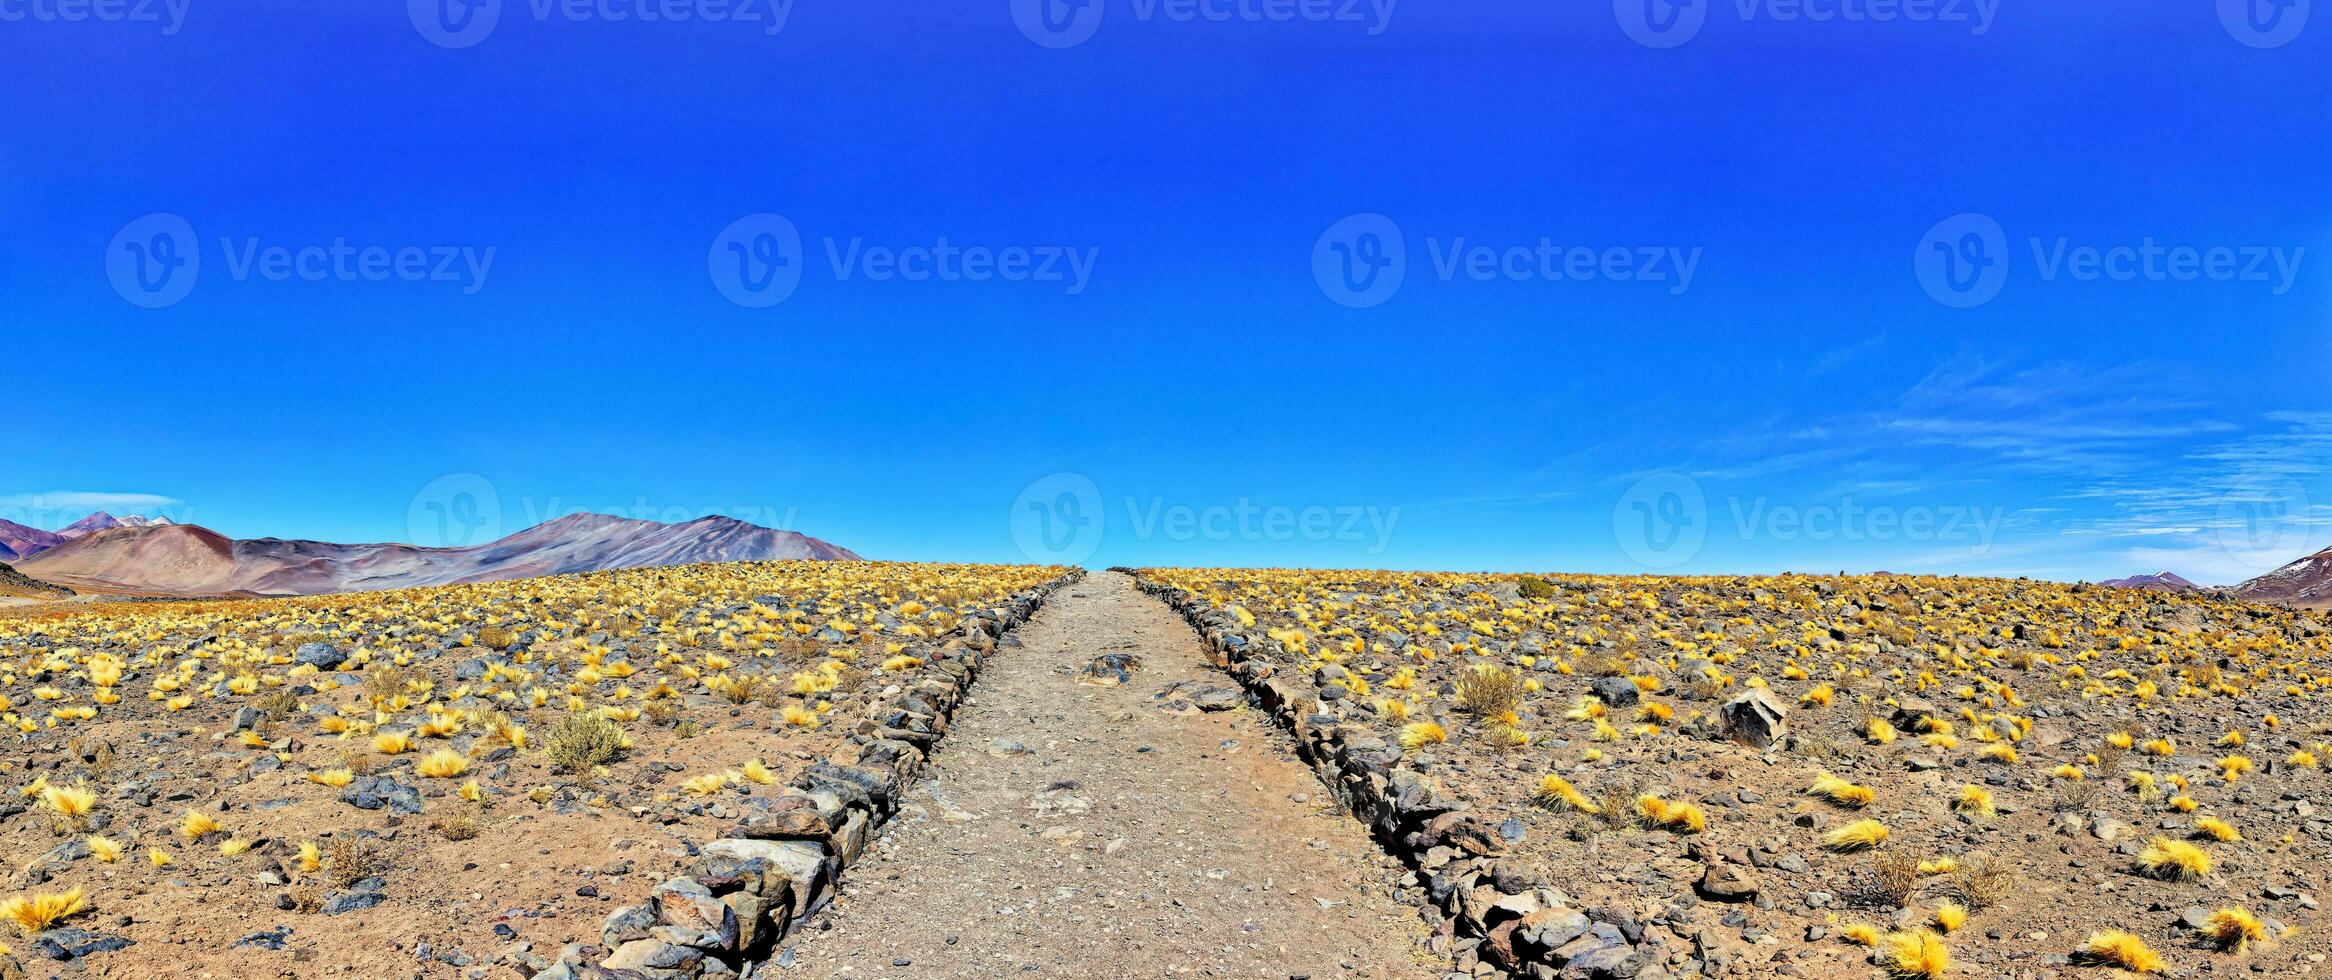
[3,0,2327,583]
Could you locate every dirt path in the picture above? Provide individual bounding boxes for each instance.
[785,571,1435,979]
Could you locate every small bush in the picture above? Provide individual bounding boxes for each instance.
[1944,854,2015,911]
[1516,577,1558,600]
[1844,852,1921,909]
[325,837,383,889]
[431,814,480,841]
[544,713,627,773]
[1454,665,1523,718]
[476,626,516,650]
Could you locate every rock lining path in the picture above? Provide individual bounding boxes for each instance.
[788,571,1433,978]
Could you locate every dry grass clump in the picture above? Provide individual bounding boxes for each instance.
[325,837,383,889]
[1943,854,2016,911]
[2192,816,2240,842]
[2203,907,2267,951]
[1880,929,1950,979]
[2075,930,2165,973]
[544,712,627,772]
[431,812,481,841]
[1453,665,1523,718]
[1825,818,1891,852]
[1532,774,1598,814]
[1806,772,1874,808]
[2135,836,2211,881]
[1,886,88,936]
[1633,794,1705,834]
[1844,852,1921,909]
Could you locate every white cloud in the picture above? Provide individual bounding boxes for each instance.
[0,491,182,511]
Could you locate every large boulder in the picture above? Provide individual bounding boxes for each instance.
[1589,676,1640,708]
[1719,690,1787,749]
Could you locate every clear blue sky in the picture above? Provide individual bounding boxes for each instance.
[4,1,2327,583]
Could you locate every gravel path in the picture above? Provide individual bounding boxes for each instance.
[785,571,1434,979]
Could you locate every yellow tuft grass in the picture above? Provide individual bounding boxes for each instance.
[1864,717,1897,744]
[2203,907,2267,952]
[308,768,355,788]
[1825,819,1891,852]
[1634,795,1706,834]
[2192,816,2240,842]
[1533,775,1598,814]
[86,836,122,863]
[1399,721,1448,749]
[416,749,469,778]
[1806,773,1874,808]
[178,810,222,840]
[1933,900,1968,933]
[1955,785,1997,819]
[1880,929,1950,980]
[2076,930,2164,973]
[1840,923,1882,946]
[0,887,87,936]
[372,731,414,754]
[2136,836,2211,881]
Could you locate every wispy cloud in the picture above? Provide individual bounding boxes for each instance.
[1809,333,1886,377]
[0,491,181,512]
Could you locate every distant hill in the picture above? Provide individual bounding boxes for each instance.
[2097,571,2198,593]
[0,519,64,561]
[16,513,859,597]
[0,561,73,599]
[56,511,176,540]
[2235,547,2332,609]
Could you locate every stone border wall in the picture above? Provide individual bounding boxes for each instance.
[544,570,1086,980]
[1132,575,1664,980]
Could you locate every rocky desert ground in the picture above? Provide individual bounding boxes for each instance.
[0,561,2326,980]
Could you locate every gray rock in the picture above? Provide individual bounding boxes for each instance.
[1590,676,1640,708]
[293,642,348,670]
[29,928,129,960]
[1718,690,1787,749]
[338,776,422,815]
[320,890,386,916]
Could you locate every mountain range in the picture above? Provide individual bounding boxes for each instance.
[8,512,858,597]
[2096,571,2199,592]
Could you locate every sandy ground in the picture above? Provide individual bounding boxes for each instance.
[788,572,1437,979]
